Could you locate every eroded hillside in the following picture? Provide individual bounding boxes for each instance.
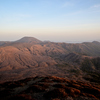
[0,37,100,83]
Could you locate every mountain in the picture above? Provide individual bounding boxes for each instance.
[15,36,42,44]
[0,37,100,83]
[0,41,10,46]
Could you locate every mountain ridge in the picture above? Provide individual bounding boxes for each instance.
[0,36,100,83]
[15,36,42,44]
[0,36,100,44]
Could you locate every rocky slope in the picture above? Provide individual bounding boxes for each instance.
[0,76,100,100]
[0,37,100,83]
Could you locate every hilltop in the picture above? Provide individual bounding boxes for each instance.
[0,37,100,84]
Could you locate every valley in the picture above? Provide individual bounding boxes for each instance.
[0,37,100,99]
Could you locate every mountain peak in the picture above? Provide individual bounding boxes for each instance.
[16,36,42,43]
[92,41,100,44]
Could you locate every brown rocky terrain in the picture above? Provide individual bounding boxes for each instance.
[0,37,100,84]
[0,76,100,100]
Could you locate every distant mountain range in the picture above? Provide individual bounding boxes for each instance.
[0,37,100,83]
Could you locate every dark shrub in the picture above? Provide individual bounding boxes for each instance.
[44,88,68,99]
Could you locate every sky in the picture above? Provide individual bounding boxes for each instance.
[0,0,100,43]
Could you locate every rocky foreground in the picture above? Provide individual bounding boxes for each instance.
[0,76,100,100]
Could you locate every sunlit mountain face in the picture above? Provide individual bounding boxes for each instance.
[0,37,100,84]
[0,0,100,100]
[0,37,100,100]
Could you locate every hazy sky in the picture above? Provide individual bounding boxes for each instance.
[0,0,100,42]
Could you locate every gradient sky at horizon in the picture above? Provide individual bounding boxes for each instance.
[0,0,100,43]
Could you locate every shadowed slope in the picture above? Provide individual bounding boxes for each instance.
[0,76,99,100]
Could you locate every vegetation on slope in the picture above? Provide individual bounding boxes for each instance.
[0,76,100,100]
